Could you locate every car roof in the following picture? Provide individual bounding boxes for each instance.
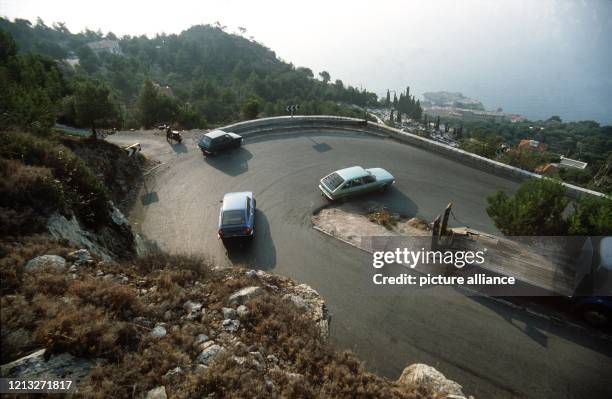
[335,166,367,180]
[222,192,253,211]
[204,129,228,139]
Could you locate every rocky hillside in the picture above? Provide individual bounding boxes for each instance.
[0,132,469,398]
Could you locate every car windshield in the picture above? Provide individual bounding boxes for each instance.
[222,210,245,226]
[200,136,212,146]
[322,172,344,191]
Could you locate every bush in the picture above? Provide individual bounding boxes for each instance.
[0,158,64,236]
[568,194,612,236]
[367,207,398,229]
[487,178,569,235]
[0,131,110,227]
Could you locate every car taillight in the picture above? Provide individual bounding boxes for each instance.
[218,229,224,238]
[244,227,252,235]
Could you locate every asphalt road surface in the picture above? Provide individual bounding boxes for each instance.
[110,130,612,399]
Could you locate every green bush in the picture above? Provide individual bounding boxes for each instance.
[487,178,569,235]
[487,178,611,236]
[568,195,612,236]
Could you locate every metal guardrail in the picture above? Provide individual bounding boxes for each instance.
[220,116,607,199]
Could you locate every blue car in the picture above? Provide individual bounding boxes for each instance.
[218,192,256,241]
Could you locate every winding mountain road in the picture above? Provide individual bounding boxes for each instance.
[109,128,612,399]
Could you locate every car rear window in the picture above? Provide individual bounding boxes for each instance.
[222,210,245,226]
[322,172,344,190]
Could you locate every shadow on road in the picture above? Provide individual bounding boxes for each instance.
[140,191,159,206]
[224,209,276,270]
[306,136,333,153]
[467,294,612,356]
[204,147,252,176]
[170,142,188,154]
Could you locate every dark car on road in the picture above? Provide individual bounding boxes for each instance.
[218,192,256,242]
[198,130,243,155]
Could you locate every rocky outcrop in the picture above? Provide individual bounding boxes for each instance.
[282,283,330,340]
[25,255,67,270]
[0,349,98,384]
[47,213,113,261]
[238,270,331,340]
[46,202,137,261]
[397,363,468,398]
[145,386,168,399]
[228,286,264,305]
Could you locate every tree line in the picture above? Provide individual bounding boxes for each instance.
[385,86,423,122]
[1,18,381,131]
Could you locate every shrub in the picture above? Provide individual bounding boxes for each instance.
[487,178,569,235]
[0,131,110,227]
[367,207,398,229]
[568,194,612,236]
[0,158,64,236]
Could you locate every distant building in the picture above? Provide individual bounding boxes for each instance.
[518,139,547,153]
[87,40,122,55]
[63,51,79,68]
[152,82,175,98]
[535,163,559,176]
[559,156,587,170]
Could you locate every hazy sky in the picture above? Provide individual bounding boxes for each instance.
[1,0,611,123]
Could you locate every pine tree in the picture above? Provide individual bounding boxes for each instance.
[393,93,398,109]
[386,89,391,106]
[137,80,159,129]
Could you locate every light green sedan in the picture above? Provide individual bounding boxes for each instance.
[318,166,395,200]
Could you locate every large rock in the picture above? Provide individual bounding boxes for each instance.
[25,255,67,270]
[110,204,129,226]
[222,319,240,332]
[150,325,167,338]
[47,213,112,261]
[0,349,96,384]
[397,363,466,397]
[196,344,225,365]
[145,386,167,399]
[283,283,330,340]
[228,286,264,306]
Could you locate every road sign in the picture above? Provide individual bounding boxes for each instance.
[124,143,142,157]
[285,104,299,116]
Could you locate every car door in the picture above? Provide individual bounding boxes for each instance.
[341,178,364,197]
[223,134,235,150]
[361,175,377,193]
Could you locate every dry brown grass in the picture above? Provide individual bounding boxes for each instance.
[0,158,64,237]
[367,206,399,229]
[0,234,73,295]
[1,250,425,399]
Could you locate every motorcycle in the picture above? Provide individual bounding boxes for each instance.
[166,127,183,144]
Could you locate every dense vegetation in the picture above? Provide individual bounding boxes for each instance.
[486,179,611,236]
[1,18,380,130]
[451,116,612,194]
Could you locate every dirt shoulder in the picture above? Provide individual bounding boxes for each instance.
[312,202,431,251]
